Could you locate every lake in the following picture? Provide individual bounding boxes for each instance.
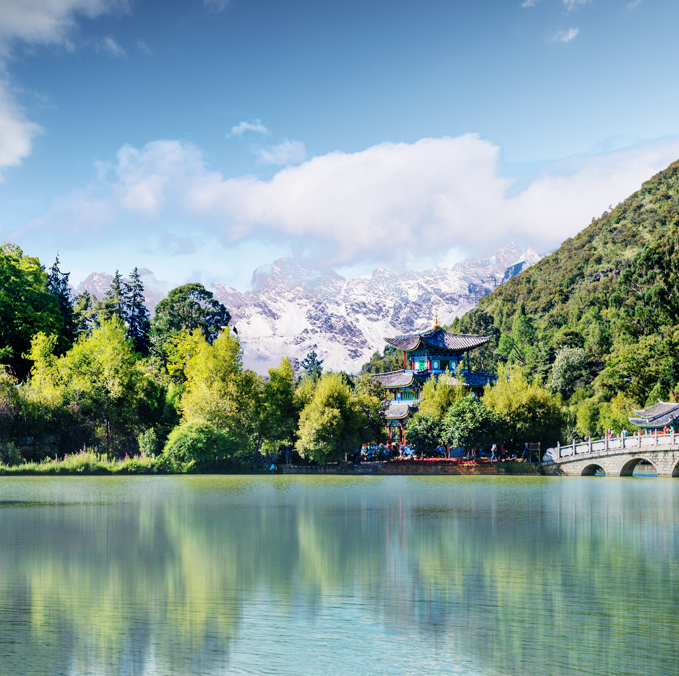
[0,475,676,676]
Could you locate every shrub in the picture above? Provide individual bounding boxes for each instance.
[138,428,159,455]
[162,420,238,468]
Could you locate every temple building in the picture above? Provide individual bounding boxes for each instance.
[371,319,496,445]
[628,402,679,431]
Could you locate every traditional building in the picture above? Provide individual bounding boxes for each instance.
[372,319,496,445]
[628,402,679,431]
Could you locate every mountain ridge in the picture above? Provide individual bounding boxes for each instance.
[75,243,540,374]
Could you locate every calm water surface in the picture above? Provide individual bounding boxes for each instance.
[0,475,676,676]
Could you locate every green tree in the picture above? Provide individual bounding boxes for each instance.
[483,369,565,451]
[441,395,502,451]
[593,334,675,405]
[300,350,323,381]
[296,372,380,464]
[450,308,499,371]
[0,243,62,380]
[417,371,466,419]
[73,290,97,337]
[0,367,21,444]
[550,347,588,398]
[260,358,298,451]
[361,345,405,373]
[162,420,238,469]
[407,412,442,455]
[95,270,125,325]
[179,329,260,451]
[123,267,151,355]
[152,283,231,353]
[26,319,158,454]
[45,254,77,351]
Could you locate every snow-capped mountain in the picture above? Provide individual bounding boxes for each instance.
[75,243,540,374]
[76,269,170,311]
[212,243,540,373]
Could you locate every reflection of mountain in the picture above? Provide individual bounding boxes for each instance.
[0,478,676,675]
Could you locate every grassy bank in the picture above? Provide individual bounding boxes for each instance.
[0,450,263,475]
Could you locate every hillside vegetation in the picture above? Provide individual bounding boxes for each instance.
[452,158,679,438]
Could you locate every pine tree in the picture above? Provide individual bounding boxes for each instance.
[73,290,97,337]
[123,267,151,355]
[301,351,323,381]
[45,254,76,350]
[96,270,125,325]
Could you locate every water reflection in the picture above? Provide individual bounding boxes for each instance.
[0,476,676,675]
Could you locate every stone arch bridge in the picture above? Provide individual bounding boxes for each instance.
[542,432,679,477]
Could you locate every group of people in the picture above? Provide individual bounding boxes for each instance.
[467,442,533,463]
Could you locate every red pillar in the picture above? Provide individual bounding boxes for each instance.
[403,352,406,369]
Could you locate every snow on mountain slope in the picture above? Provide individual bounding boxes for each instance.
[74,243,540,374]
[211,243,539,373]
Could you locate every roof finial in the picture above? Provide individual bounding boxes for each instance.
[434,312,440,329]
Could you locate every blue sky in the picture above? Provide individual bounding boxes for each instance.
[1,0,679,289]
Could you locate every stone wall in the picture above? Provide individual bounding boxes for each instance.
[281,462,537,476]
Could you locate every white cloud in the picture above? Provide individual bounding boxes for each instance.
[17,135,679,275]
[553,27,579,43]
[204,0,230,11]
[255,139,307,166]
[0,0,125,177]
[95,36,125,56]
[228,119,269,137]
[137,39,152,55]
[563,0,590,11]
[626,0,643,8]
[0,78,43,180]
[0,0,126,53]
[520,0,540,7]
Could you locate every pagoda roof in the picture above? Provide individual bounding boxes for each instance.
[372,370,428,388]
[385,326,491,352]
[384,401,418,420]
[629,401,679,428]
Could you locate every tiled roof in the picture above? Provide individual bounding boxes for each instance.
[385,402,418,420]
[629,401,679,428]
[371,370,427,388]
[385,326,491,352]
[373,369,496,389]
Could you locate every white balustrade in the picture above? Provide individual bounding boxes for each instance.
[546,431,677,462]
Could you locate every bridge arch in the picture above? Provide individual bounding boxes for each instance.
[581,463,605,476]
[672,458,679,477]
[620,457,658,477]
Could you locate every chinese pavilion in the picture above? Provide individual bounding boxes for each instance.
[372,318,496,445]
[628,402,679,431]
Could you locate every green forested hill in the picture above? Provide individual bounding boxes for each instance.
[452,158,679,437]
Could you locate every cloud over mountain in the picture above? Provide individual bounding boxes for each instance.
[14,134,679,282]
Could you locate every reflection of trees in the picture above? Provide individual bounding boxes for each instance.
[0,476,677,675]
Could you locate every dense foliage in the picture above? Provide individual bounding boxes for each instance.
[0,252,386,468]
[6,157,679,466]
[451,158,679,439]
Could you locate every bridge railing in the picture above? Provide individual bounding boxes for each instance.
[549,430,678,461]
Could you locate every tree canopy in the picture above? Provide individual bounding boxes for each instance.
[152,283,231,350]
